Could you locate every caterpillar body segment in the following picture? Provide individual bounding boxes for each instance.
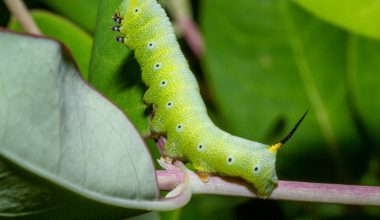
[113,0,306,197]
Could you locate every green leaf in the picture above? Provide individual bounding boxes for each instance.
[89,0,150,135]
[8,10,93,80]
[201,0,370,181]
[347,35,380,147]
[0,31,160,216]
[0,160,74,217]
[293,0,380,40]
[40,0,99,33]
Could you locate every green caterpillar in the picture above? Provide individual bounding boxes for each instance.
[112,0,306,197]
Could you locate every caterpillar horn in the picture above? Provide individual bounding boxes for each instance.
[268,110,308,153]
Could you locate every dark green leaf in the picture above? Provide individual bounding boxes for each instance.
[41,0,99,33]
[0,160,73,217]
[89,0,150,135]
[347,36,380,147]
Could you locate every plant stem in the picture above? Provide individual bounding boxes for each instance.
[4,0,41,35]
[156,170,380,206]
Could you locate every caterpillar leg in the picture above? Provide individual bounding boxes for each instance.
[112,13,122,24]
[111,26,120,32]
[154,136,178,164]
[196,172,210,183]
[115,36,125,43]
[111,12,127,45]
[164,138,184,159]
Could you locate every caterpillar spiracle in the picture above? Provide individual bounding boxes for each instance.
[112,0,307,197]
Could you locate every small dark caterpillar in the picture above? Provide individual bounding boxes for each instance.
[112,0,307,197]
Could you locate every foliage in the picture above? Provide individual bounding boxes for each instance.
[0,31,160,218]
[0,0,379,219]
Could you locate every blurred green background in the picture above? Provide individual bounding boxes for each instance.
[1,0,380,219]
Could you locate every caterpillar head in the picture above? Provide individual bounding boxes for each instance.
[245,110,308,197]
[242,148,278,198]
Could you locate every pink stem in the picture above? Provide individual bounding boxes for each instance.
[4,0,41,35]
[177,18,204,58]
[156,170,380,206]
[167,0,204,58]
[272,181,380,206]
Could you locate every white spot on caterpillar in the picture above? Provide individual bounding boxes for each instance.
[197,143,205,151]
[227,156,234,164]
[153,63,162,70]
[159,80,168,87]
[166,101,173,108]
[147,42,156,49]
[176,124,183,132]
